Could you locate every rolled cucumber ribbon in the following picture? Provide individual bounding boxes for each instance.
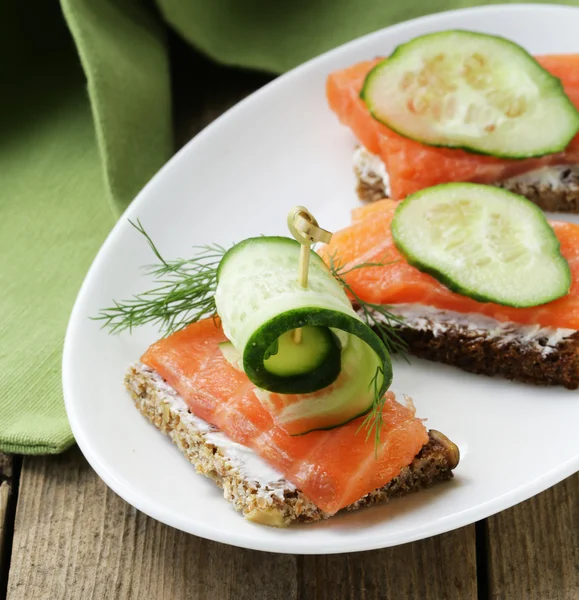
[215,236,392,396]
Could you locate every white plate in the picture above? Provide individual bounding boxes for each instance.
[63,4,579,554]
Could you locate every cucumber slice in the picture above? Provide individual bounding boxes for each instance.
[361,30,579,158]
[254,335,384,436]
[215,236,392,398]
[391,183,571,307]
[263,326,339,378]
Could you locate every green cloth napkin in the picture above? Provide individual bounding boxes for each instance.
[1,0,577,454]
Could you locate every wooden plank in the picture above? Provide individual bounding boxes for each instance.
[7,449,476,600]
[6,448,298,600]
[300,526,477,600]
[0,454,13,577]
[487,473,579,600]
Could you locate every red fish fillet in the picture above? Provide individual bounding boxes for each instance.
[327,55,579,200]
[141,319,429,514]
[319,200,579,330]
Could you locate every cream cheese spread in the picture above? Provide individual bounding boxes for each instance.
[376,303,576,356]
[131,365,292,498]
[353,146,391,196]
[502,165,579,190]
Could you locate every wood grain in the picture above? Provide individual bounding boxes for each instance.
[487,472,579,600]
[0,453,14,595]
[6,448,477,600]
[6,448,297,600]
[300,526,477,600]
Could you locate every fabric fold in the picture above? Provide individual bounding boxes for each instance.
[0,0,171,453]
[61,0,172,212]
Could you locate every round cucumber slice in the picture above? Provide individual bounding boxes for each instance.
[215,236,392,396]
[361,30,579,158]
[263,326,339,378]
[391,183,571,307]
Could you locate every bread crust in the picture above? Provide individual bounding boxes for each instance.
[497,173,579,213]
[376,317,579,389]
[125,364,458,527]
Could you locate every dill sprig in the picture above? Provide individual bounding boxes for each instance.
[358,365,386,457]
[327,253,409,451]
[94,220,227,335]
[327,255,408,358]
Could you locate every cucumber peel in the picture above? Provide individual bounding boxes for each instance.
[361,30,579,158]
[242,307,390,395]
[391,183,571,307]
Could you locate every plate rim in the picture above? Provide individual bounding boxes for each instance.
[63,2,579,554]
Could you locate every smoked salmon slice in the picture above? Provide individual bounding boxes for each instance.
[319,199,579,330]
[141,318,429,515]
[327,55,579,200]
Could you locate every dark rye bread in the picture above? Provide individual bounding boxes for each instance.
[354,150,579,212]
[368,313,579,390]
[496,173,579,213]
[126,363,459,527]
[356,175,389,204]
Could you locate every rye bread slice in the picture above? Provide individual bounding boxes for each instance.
[125,363,459,527]
[365,309,579,389]
[354,148,579,212]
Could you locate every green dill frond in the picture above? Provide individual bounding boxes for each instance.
[94,220,228,336]
[327,254,408,358]
[356,365,386,457]
[328,252,409,453]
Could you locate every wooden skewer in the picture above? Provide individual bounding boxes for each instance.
[287,207,333,344]
[298,244,310,288]
[293,243,310,344]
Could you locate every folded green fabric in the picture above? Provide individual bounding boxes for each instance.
[1,0,577,454]
[0,0,170,453]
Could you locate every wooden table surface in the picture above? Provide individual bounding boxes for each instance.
[1,40,578,600]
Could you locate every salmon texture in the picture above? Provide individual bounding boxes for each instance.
[319,200,579,330]
[141,319,429,514]
[326,55,579,199]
